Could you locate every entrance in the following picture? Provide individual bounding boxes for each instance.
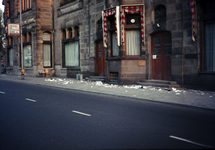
[151,31,171,80]
[96,40,106,76]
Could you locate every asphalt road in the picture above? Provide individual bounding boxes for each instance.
[0,80,215,149]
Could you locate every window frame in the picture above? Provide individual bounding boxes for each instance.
[124,13,142,57]
[62,38,80,68]
[43,32,52,68]
[200,0,215,72]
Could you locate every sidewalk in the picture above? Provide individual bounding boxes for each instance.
[0,74,215,110]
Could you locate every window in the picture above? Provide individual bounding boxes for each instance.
[68,28,73,39]
[204,23,215,71]
[125,13,141,56]
[62,26,80,68]
[112,32,119,56]
[201,0,215,71]
[20,33,32,67]
[96,18,103,34]
[62,29,66,40]
[64,41,79,67]
[23,45,32,67]
[18,0,31,12]
[6,2,10,18]
[74,26,79,37]
[155,5,166,25]
[107,15,119,57]
[7,37,13,67]
[43,32,52,68]
[8,49,13,66]
[126,30,140,56]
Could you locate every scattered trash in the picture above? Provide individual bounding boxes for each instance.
[175,93,181,95]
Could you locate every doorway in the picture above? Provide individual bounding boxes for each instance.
[96,40,106,76]
[151,31,171,80]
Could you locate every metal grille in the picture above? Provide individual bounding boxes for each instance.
[109,72,118,83]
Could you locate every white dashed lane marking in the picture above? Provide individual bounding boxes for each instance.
[72,110,91,117]
[26,98,37,102]
[169,135,213,148]
[0,91,5,94]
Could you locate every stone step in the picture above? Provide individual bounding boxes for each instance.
[87,76,107,82]
[140,79,177,85]
[137,80,181,89]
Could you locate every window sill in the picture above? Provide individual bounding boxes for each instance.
[62,67,80,70]
[18,67,33,70]
[107,56,147,61]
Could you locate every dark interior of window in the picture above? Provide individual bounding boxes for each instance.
[155,5,166,24]
[126,14,140,25]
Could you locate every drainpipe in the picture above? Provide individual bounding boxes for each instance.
[52,0,55,75]
[181,0,184,88]
[88,0,91,76]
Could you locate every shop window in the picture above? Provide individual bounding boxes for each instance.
[43,32,52,68]
[201,0,215,71]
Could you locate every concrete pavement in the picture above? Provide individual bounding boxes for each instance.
[0,74,215,110]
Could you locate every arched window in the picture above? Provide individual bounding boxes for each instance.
[155,5,166,26]
[96,18,102,34]
[62,29,66,40]
[68,28,73,39]
[74,26,79,37]
[28,32,31,42]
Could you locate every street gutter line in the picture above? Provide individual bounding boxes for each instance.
[72,110,91,117]
[169,135,213,148]
[26,98,36,103]
[0,91,5,94]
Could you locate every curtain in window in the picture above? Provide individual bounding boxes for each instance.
[9,49,13,66]
[112,33,119,56]
[23,45,32,67]
[43,33,50,41]
[205,23,215,71]
[43,44,51,67]
[126,30,140,55]
[65,41,79,67]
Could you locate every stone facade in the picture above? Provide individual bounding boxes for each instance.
[3,0,53,77]
[3,0,215,90]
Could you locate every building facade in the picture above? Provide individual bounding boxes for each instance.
[3,0,215,90]
[3,0,53,76]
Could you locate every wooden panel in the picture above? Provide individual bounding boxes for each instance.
[96,41,106,76]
